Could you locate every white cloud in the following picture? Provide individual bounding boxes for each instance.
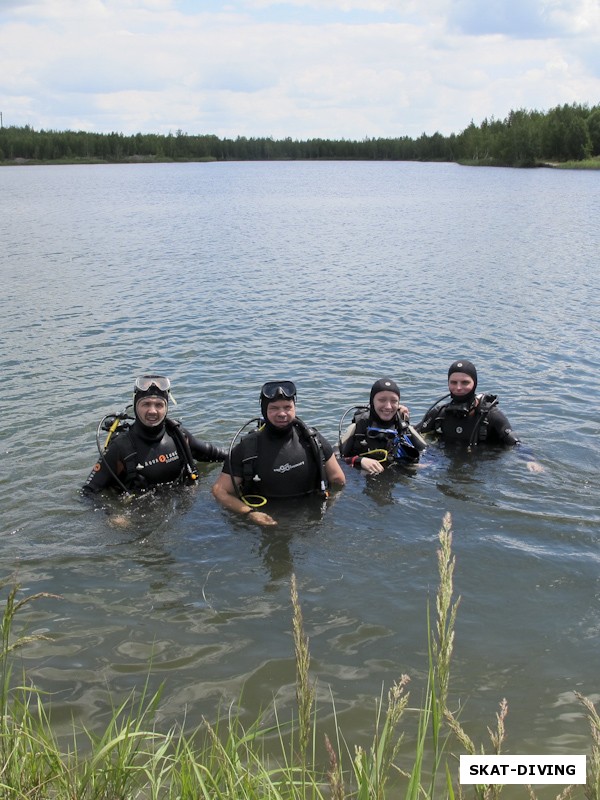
[0,0,598,139]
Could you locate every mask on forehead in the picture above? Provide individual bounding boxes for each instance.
[133,376,170,423]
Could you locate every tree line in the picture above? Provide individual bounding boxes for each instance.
[1,102,599,166]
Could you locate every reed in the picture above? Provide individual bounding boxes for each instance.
[575,692,600,800]
[290,572,315,770]
[1,518,596,799]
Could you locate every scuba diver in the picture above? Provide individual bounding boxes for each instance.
[339,378,426,475]
[415,360,519,446]
[82,375,226,494]
[211,380,345,526]
[415,359,543,472]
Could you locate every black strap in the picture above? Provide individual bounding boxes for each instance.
[165,418,198,482]
[238,429,260,492]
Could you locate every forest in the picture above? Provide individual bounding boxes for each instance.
[1,102,599,167]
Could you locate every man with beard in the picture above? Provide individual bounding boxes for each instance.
[83,375,226,494]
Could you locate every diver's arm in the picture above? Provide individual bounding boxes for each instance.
[211,472,277,526]
[325,454,346,486]
[186,432,227,462]
[339,422,385,474]
[342,453,384,474]
[82,442,125,493]
[414,405,440,434]
[488,408,544,472]
[488,407,521,446]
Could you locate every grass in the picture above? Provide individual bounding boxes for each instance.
[548,157,600,169]
[1,515,598,799]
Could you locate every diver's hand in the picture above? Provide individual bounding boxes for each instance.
[247,510,278,526]
[108,514,130,528]
[526,461,545,473]
[360,457,385,475]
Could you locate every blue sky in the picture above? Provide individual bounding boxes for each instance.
[1,0,598,139]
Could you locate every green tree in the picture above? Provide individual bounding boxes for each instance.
[542,104,592,161]
[586,108,600,156]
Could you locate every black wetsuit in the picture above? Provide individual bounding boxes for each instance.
[83,419,226,493]
[340,411,423,466]
[415,394,520,446]
[223,422,333,498]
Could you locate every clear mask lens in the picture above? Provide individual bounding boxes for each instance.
[135,375,171,392]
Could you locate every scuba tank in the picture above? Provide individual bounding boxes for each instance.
[95,409,134,493]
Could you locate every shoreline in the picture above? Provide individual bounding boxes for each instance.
[2,155,599,169]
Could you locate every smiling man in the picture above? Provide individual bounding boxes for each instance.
[212,381,345,526]
[83,375,226,494]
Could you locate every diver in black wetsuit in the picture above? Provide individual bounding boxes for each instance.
[416,360,545,474]
[83,375,226,494]
[339,378,426,475]
[415,360,520,447]
[211,381,346,526]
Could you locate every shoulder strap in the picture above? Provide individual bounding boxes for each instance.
[293,418,329,498]
[352,411,370,434]
[468,394,499,448]
[119,428,146,488]
[238,429,260,489]
[165,418,198,482]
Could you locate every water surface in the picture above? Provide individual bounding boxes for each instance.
[1,161,599,774]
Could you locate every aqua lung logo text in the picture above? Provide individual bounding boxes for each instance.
[137,450,179,470]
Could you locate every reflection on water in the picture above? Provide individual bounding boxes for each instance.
[1,161,599,766]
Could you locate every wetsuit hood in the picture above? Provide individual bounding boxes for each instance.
[369,378,401,427]
[448,359,478,404]
[134,382,169,431]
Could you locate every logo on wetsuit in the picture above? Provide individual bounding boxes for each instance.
[137,450,179,470]
[273,460,306,474]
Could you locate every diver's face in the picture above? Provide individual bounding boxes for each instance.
[136,397,167,426]
[372,391,400,422]
[448,372,475,398]
[266,399,296,428]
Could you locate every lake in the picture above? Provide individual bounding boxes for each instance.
[1,160,599,783]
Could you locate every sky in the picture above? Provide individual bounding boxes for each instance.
[1,0,599,140]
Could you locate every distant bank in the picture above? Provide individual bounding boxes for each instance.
[1,102,599,168]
